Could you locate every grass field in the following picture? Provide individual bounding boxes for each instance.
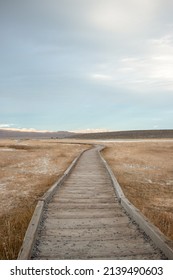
[102,140,173,241]
[1,138,173,259]
[0,139,89,259]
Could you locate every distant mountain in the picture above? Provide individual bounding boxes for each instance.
[1,128,173,140]
[0,129,75,139]
[69,129,173,139]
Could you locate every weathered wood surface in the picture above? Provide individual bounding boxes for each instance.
[31,147,166,259]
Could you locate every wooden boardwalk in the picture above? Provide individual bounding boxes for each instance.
[31,147,165,259]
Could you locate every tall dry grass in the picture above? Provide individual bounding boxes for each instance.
[0,200,34,259]
[102,140,173,240]
[0,139,90,259]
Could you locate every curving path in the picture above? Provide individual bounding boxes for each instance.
[31,147,165,259]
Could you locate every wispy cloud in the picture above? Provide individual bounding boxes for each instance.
[91,73,113,81]
[0,127,53,133]
[71,128,112,133]
[88,32,173,93]
[0,124,15,128]
[118,34,173,91]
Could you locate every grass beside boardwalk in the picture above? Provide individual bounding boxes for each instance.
[0,139,90,259]
[1,138,172,259]
[0,201,34,259]
[102,140,173,241]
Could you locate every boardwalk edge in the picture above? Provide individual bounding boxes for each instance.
[17,147,90,260]
[99,147,173,260]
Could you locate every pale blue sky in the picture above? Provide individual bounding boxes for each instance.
[0,0,173,131]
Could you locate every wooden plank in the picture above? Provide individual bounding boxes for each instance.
[46,210,125,219]
[52,198,118,203]
[43,217,131,229]
[36,253,163,260]
[47,202,121,209]
[18,201,44,260]
[41,227,141,239]
[33,239,157,260]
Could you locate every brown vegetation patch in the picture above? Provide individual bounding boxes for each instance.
[0,139,90,259]
[102,140,173,240]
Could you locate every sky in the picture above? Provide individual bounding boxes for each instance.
[0,0,173,131]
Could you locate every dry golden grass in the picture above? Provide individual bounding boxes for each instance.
[0,139,90,259]
[102,140,173,240]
